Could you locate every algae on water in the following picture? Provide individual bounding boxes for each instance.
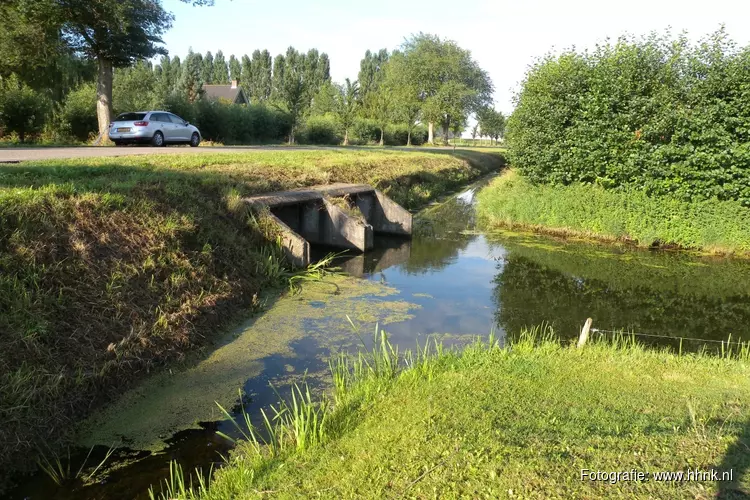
[78,276,419,451]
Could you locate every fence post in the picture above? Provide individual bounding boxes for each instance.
[577,318,593,348]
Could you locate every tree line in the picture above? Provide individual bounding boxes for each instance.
[0,0,504,146]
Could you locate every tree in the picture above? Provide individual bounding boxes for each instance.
[113,60,157,113]
[213,50,229,84]
[202,51,214,84]
[273,47,309,144]
[61,82,97,141]
[400,34,493,145]
[0,74,49,142]
[229,55,241,84]
[178,48,204,103]
[333,78,359,146]
[386,51,421,146]
[358,49,389,104]
[14,0,215,139]
[365,83,393,146]
[471,122,479,144]
[478,107,505,145]
[249,49,273,102]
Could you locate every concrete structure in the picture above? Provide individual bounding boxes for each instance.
[245,183,412,267]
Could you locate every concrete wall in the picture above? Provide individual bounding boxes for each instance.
[265,212,310,267]
[320,199,373,252]
[355,191,412,236]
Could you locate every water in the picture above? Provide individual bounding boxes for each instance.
[11,179,750,499]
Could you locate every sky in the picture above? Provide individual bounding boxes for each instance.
[161,0,750,116]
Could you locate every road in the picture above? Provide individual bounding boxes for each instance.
[0,145,326,162]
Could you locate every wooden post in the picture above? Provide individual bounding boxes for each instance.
[577,318,593,348]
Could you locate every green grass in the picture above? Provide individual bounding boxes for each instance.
[151,328,750,499]
[0,148,503,489]
[476,170,750,255]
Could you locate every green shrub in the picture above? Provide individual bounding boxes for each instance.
[477,170,750,253]
[0,75,50,143]
[384,123,428,146]
[351,118,380,144]
[507,29,750,206]
[60,83,97,142]
[165,97,291,144]
[301,114,342,145]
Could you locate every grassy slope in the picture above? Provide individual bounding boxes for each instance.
[189,335,750,499]
[0,148,504,485]
[476,170,750,254]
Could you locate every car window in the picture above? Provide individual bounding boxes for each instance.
[115,112,146,121]
[150,113,169,122]
[168,114,185,124]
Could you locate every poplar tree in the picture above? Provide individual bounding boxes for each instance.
[202,51,214,84]
[213,50,229,84]
[229,55,241,83]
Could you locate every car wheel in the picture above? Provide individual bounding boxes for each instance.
[151,131,165,147]
[190,133,200,148]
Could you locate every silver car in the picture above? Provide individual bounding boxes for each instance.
[108,111,202,147]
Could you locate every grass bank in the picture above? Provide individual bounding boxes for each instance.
[0,148,504,488]
[476,170,750,255]
[155,330,750,499]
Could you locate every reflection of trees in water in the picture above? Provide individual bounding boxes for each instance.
[494,255,750,346]
[404,196,478,274]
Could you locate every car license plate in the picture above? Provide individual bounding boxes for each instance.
[116,127,131,132]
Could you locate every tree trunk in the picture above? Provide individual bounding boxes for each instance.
[379,127,384,146]
[407,128,412,146]
[442,122,449,146]
[96,58,114,141]
[343,129,349,146]
[428,122,434,145]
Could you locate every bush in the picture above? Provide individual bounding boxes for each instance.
[163,96,291,144]
[60,83,97,142]
[507,29,750,205]
[384,123,428,146]
[351,118,380,144]
[301,114,342,145]
[0,75,50,142]
[476,170,750,253]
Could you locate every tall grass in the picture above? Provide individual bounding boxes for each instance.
[476,170,750,254]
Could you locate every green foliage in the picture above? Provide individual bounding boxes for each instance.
[384,123,428,146]
[213,50,229,84]
[188,98,291,144]
[477,171,750,253]
[60,83,97,141]
[331,79,359,145]
[400,33,493,143]
[178,49,204,103]
[301,114,342,145]
[113,60,158,113]
[0,74,50,142]
[508,29,750,205]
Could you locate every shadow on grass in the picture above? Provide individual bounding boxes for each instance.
[718,420,750,499]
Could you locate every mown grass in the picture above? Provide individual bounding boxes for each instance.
[0,149,504,489]
[476,170,750,255]
[152,328,750,499]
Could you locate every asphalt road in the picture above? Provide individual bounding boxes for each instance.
[0,145,325,163]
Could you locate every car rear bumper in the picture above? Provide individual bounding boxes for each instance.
[109,129,153,141]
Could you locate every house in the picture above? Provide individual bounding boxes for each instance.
[203,80,248,104]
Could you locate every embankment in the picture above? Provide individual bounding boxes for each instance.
[158,331,750,498]
[0,148,504,488]
[476,170,750,255]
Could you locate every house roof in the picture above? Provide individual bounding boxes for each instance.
[203,85,247,104]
